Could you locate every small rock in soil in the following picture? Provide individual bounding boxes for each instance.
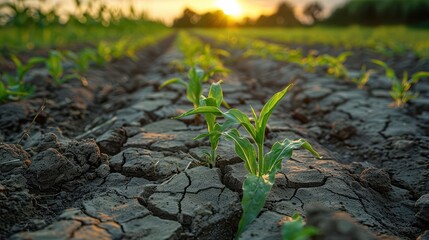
[96,127,127,155]
[306,205,377,240]
[359,168,391,194]
[331,121,357,140]
[286,169,326,188]
[415,194,429,222]
[64,139,101,166]
[95,164,110,178]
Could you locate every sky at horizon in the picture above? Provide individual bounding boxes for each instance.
[0,0,348,25]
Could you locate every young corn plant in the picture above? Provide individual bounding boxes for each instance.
[94,42,112,66]
[177,81,226,167]
[66,48,96,74]
[196,44,230,81]
[45,50,77,86]
[372,59,429,107]
[173,31,229,81]
[351,65,374,89]
[160,67,204,109]
[319,52,352,79]
[1,55,44,101]
[176,84,320,237]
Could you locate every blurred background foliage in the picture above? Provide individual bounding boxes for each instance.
[172,0,429,27]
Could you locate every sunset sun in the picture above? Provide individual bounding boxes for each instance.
[216,0,242,16]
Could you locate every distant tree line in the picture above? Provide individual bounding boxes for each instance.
[173,3,300,28]
[173,0,429,28]
[325,0,429,26]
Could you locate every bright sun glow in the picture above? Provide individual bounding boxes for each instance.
[216,0,242,16]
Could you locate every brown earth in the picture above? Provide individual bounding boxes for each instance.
[1,34,429,240]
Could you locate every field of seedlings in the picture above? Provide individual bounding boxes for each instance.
[1,2,429,240]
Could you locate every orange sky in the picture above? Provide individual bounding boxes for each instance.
[0,0,347,25]
[131,0,347,24]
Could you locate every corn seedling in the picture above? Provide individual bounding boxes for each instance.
[45,50,77,86]
[66,48,96,74]
[176,84,320,237]
[352,65,374,89]
[174,31,229,81]
[372,59,429,107]
[281,213,319,240]
[160,67,204,109]
[1,55,44,101]
[318,51,352,79]
[197,45,230,81]
[243,38,303,63]
[177,81,226,167]
[94,42,112,66]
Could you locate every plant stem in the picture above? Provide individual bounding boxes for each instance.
[257,142,264,176]
[211,147,217,168]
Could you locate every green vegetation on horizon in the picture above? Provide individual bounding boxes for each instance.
[0,22,169,51]
[0,0,169,51]
[197,26,429,58]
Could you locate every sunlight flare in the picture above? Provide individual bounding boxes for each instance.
[216,0,243,16]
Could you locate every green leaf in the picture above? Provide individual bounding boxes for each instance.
[223,109,256,140]
[371,59,388,69]
[175,106,223,119]
[256,84,292,144]
[337,51,352,63]
[237,174,273,237]
[223,129,257,175]
[208,125,222,150]
[372,59,397,81]
[264,139,320,175]
[411,71,429,84]
[250,105,258,122]
[193,133,209,140]
[208,80,223,107]
[27,57,46,66]
[301,141,321,159]
[200,97,218,130]
[187,67,204,106]
[200,97,217,107]
[11,55,22,68]
[160,78,187,89]
[0,81,7,101]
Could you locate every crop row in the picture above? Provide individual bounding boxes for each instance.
[202,32,429,107]
[198,27,429,59]
[160,33,319,239]
[0,0,169,50]
[0,31,171,102]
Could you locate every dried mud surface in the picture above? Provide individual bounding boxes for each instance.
[1,35,429,240]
